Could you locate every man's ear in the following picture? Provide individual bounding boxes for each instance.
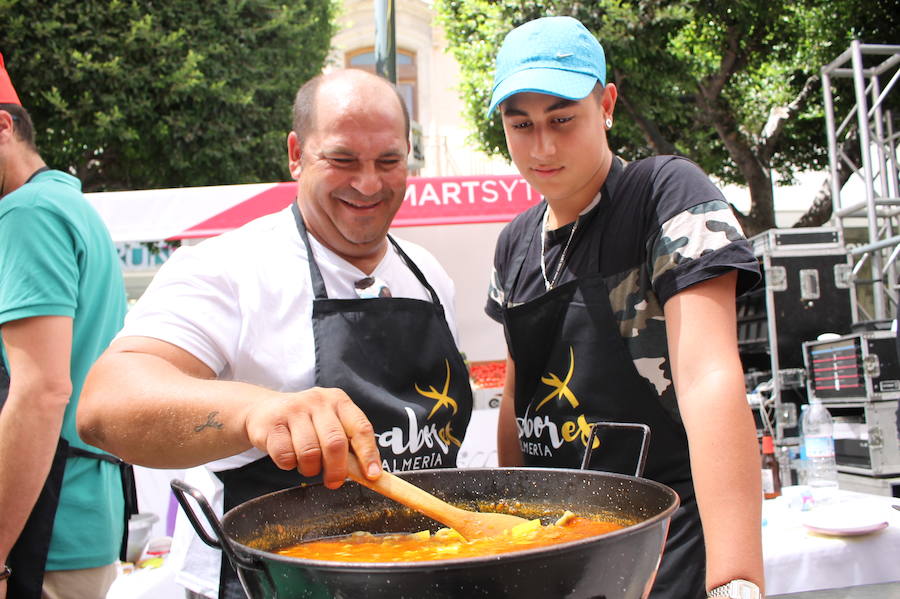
[0,110,14,144]
[287,131,303,180]
[600,83,618,122]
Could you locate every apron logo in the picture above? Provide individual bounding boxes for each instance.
[438,422,462,447]
[564,414,600,449]
[377,407,452,471]
[378,407,450,454]
[518,413,599,451]
[376,359,466,464]
[415,359,459,418]
[521,347,599,454]
[536,347,579,410]
[414,358,462,448]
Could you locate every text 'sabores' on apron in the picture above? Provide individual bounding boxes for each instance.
[215,202,472,598]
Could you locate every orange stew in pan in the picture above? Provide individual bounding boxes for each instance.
[277,511,626,563]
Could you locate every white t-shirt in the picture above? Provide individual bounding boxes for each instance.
[120,206,459,596]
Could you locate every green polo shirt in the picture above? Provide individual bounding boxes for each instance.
[0,169,126,570]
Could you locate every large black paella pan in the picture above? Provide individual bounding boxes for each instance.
[173,466,678,599]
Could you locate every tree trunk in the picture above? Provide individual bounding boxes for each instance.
[741,170,775,237]
[742,171,777,236]
[792,174,834,228]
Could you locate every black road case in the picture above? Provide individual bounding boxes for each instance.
[737,228,855,441]
[738,228,855,378]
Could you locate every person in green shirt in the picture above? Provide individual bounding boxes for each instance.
[0,53,128,599]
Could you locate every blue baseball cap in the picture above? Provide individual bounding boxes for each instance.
[488,16,606,117]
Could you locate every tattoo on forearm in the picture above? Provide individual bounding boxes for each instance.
[194,411,224,433]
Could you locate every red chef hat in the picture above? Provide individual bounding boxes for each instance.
[0,53,22,106]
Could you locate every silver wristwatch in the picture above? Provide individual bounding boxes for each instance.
[708,579,761,598]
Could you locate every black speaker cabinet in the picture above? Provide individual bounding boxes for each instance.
[737,228,855,440]
[738,228,855,377]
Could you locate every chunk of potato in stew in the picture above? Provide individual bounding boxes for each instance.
[277,511,627,563]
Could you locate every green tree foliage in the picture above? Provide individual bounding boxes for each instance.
[1,0,336,191]
[437,0,899,234]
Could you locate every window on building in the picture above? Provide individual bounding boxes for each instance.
[347,48,417,120]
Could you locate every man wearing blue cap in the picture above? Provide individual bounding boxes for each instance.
[484,16,764,599]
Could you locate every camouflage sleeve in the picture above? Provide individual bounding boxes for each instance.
[650,199,758,305]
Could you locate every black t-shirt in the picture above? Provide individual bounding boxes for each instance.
[486,155,760,420]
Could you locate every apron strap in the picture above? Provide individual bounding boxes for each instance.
[23,166,50,185]
[291,202,329,299]
[386,236,441,305]
[68,446,139,562]
[67,445,123,463]
[0,360,9,405]
[504,156,626,307]
[291,201,442,305]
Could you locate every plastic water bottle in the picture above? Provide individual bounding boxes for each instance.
[794,404,809,485]
[801,399,839,502]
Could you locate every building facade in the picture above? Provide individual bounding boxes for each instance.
[329,0,516,177]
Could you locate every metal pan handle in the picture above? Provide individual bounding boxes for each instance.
[579,421,651,477]
[170,478,259,571]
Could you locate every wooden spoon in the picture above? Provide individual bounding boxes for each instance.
[345,460,529,540]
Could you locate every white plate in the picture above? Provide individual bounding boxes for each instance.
[802,504,889,537]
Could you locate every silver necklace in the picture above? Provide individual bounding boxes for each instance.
[540,208,579,291]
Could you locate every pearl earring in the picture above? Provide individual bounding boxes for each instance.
[605,118,613,129]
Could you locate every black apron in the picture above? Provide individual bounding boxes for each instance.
[0,168,137,599]
[500,163,706,599]
[0,427,135,599]
[215,203,473,598]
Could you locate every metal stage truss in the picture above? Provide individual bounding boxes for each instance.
[823,41,900,323]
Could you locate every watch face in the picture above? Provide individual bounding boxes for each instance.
[710,580,760,599]
[734,581,760,599]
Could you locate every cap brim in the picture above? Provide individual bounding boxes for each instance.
[488,68,598,117]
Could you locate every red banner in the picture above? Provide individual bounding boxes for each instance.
[177,174,539,239]
[398,174,540,226]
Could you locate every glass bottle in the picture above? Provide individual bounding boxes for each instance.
[761,435,782,499]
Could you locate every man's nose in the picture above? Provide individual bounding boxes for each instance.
[351,162,384,196]
[531,128,555,161]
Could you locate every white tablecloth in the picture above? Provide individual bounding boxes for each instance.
[763,488,900,595]
[107,560,183,599]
